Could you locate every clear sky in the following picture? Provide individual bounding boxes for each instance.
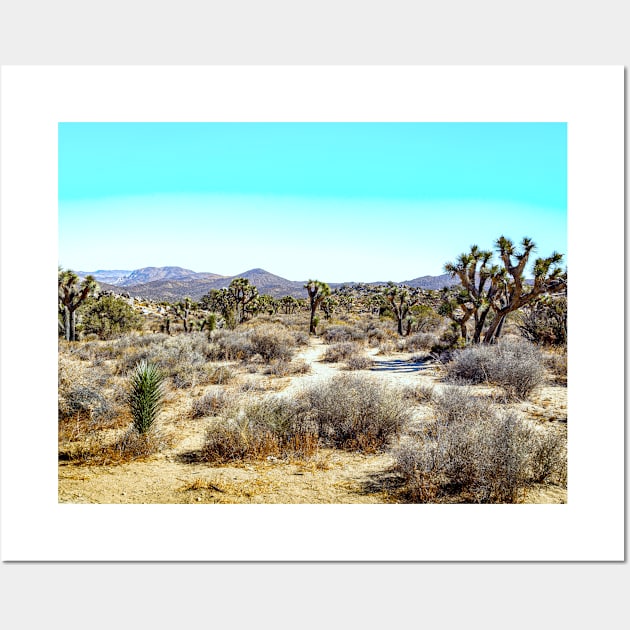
[58,122,567,282]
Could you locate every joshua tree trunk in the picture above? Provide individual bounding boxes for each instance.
[483,311,507,343]
[309,305,317,334]
[63,307,72,341]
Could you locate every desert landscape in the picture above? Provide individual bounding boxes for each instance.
[58,122,567,504]
[58,246,567,505]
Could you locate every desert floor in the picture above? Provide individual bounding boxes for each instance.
[58,338,567,504]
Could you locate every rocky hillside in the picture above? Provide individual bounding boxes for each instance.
[77,265,461,301]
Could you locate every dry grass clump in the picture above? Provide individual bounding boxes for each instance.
[60,427,166,465]
[209,326,296,364]
[207,365,237,385]
[292,331,310,346]
[209,329,252,361]
[446,338,545,400]
[106,333,213,383]
[393,387,566,503]
[190,389,233,418]
[406,332,439,352]
[201,374,409,461]
[201,397,318,462]
[365,321,396,346]
[323,341,361,363]
[544,348,567,385]
[376,341,396,355]
[432,385,494,424]
[344,354,374,371]
[248,325,296,363]
[263,359,311,376]
[58,354,121,425]
[401,382,435,404]
[300,374,410,452]
[322,325,366,344]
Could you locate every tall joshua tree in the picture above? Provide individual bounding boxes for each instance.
[442,236,566,344]
[304,279,330,334]
[58,267,98,341]
[481,236,566,343]
[443,245,505,343]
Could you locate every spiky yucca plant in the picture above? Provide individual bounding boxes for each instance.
[128,360,165,434]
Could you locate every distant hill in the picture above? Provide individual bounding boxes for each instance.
[121,266,226,286]
[74,265,461,301]
[402,273,460,290]
[76,269,133,285]
[112,268,306,301]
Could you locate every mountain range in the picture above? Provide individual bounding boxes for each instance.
[75,266,459,301]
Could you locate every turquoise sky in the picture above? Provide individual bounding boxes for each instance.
[58,122,567,281]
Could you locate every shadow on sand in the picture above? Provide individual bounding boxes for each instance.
[369,358,433,374]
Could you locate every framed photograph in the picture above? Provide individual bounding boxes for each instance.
[0,66,623,560]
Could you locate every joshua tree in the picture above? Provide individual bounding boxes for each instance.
[381,282,419,336]
[58,267,99,341]
[438,288,476,342]
[442,236,567,344]
[320,295,338,321]
[481,237,566,343]
[228,278,259,324]
[280,295,299,314]
[172,297,193,333]
[443,244,506,344]
[304,279,330,334]
[200,288,234,318]
[250,293,278,316]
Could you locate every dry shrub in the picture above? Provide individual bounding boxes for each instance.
[432,386,494,424]
[59,424,165,465]
[201,397,318,462]
[344,355,374,370]
[365,321,395,346]
[292,331,310,346]
[58,355,121,426]
[300,374,410,452]
[446,338,545,400]
[248,325,296,363]
[264,359,311,376]
[323,342,360,362]
[210,326,296,364]
[59,384,116,423]
[407,332,439,352]
[376,341,396,355]
[544,349,567,385]
[190,389,232,418]
[209,329,252,361]
[393,390,566,503]
[402,382,434,404]
[323,325,366,344]
[207,365,236,385]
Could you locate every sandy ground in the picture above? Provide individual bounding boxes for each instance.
[59,338,567,504]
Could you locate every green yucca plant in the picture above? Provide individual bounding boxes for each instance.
[128,360,165,434]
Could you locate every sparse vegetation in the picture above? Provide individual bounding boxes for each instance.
[58,251,566,504]
[300,374,410,452]
[394,394,566,503]
[446,337,545,400]
[322,341,361,363]
[201,397,318,462]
